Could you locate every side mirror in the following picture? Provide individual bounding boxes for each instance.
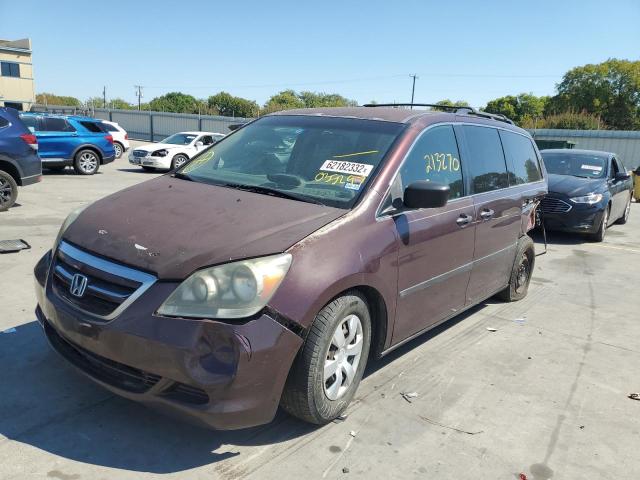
[615,172,630,181]
[195,141,204,147]
[403,181,449,209]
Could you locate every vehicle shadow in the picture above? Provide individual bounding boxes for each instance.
[117,168,164,174]
[0,320,316,474]
[529,228,588,246]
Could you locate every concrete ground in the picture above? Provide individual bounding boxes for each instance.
[1,144,639,479]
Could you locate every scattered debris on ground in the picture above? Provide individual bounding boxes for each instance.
[342,467,350,474]
[418,415,483,435]
[349,430,357,437]
[400,391,419,403]
[0,239,30,254]
[486,327,498,332]
[629,393,640,401]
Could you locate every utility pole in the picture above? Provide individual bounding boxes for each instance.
[409,74,419,108]
[134,85,144,111]
[102,86,106,108]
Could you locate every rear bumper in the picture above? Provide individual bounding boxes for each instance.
[34,251,303,430]
[102,153,116,165]
[20,172,42,186]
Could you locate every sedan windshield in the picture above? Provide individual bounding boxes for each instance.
[161,133,197,145]
[177,115,405,208]
[542,152,607,178]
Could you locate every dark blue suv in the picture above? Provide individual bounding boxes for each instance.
[0,107,41,211]
[21,113,116,175]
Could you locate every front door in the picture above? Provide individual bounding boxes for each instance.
[608,157,630,220]
[387,124,476,345]
[459,125,522,303]
[36,117,78,160]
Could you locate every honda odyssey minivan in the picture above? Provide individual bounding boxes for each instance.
[34,106,547,429]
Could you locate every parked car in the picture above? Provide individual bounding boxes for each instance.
[20,113,115,175]
[100,120,129,159]
[540,149,633,241]
[128,131,225,171]
[0,107,42,211]
[34,106,547,429]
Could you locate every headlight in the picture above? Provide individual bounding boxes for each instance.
[157,254,292,319]
[570,193,603,205]
[53,205,89,251]
[152,149,168,157]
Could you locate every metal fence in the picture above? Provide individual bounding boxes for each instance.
[91,109,252,142]
[529,129,640,169]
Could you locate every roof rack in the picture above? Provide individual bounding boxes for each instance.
[362,103,514,125]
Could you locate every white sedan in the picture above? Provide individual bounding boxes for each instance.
[129,131,225,170]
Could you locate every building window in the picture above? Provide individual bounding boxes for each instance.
[1,62,21,78]
[3,102,23,111]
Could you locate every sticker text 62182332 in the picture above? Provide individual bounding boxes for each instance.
[320,160,374,176]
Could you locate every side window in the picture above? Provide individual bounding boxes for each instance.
[610,158,620,178]
[499,130,543,184]
[398,125,464,200]
[0,116,9,129]
[202,135,214,145]
[462,126,509,194]
[79,121,104,133]
[20,115,37,131]
[102,123,118,132]
[41,117,76,132]
[613,157,626,176]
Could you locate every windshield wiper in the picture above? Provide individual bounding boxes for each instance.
[223,183,324,205]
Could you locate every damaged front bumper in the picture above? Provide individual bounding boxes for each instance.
[34,250,303,430]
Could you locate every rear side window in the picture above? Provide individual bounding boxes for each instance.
[0,116,9,128]
[462,126,509,194]
[41,117,76,132]
[79,121,104,133]
[20,115,37,131]
[102,123,118,132]
[398,125,464,199]
[499,130,543,184]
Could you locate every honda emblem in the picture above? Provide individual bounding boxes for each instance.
[70,273,88,297]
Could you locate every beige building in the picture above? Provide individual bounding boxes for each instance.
[0,38,35,111]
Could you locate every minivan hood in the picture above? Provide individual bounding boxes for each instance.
[547,173,605,197]
[63,176,346,279]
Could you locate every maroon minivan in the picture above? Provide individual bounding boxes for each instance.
[34,106,547,429]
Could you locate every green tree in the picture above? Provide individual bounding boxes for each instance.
[35,92,81,107]
[484,93,549,125]
[298,91,357,108]
[548,59,640,129]
[530,111,603,130]
[110,98,133,110]
[262,90,305,114]
[147,92,200,113]
[207,91,259,118]
[433,99,470,110]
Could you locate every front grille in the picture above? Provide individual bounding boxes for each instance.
[51,241,155,320]
[44,319,161,394]
[540,196,572,214]
[161,383,210,405]
[132,150,148,157]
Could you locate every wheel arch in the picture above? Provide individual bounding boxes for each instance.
[0,159,22,186]
[72,144,104,163]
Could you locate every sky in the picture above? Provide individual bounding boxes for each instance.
[1,0,639,109]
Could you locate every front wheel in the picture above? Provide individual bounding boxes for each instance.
[589,206,609,242]
[0,170,18,212]
[616,197,631,225]
[73,149,100,175]
[496,235,535,302]
[171,154,188,170]
[281,292,371,424]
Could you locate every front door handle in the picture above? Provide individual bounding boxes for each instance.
[456,214,473,226]
[480,209,494,220]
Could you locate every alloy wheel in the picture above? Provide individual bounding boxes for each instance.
[324,314,364,401]
[0,177,13,207]
[514,253,531,295]
[173,155,188,169]
[79,152,98,173]
[114,143,122,158]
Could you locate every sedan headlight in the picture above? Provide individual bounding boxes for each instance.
[53,205,89,251]
[152,149,168,157]
[157,254,292,319]
[570,193,603,205]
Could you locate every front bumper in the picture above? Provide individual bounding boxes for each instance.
[129,155,170,168]
[34,250,302,430]
[542,201,606,234]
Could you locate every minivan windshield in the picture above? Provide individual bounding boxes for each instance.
[176,115,405,208]
[161,133,197,145]
[542,152,607,179]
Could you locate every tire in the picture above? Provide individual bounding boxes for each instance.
[281,292,371,424]
[616,196,631,225]
[496,235,535,302]
[0,170,18,212]
[113,142,123,159]
[142,166,156,172]
[589,206,609,242]
[171,154,188,170]
[73,149,100,175]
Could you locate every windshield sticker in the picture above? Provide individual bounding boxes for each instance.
[425,153,460,174]
[332,150,379,159]
[345,181,362,191]
[314,171,365,186]
[320,160,374,176]
[581,164,603,172]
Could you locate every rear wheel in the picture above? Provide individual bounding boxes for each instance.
[0,170,18,212]
[113,142,123,159]
[496,235,535,302]
[73,149,100,175]
[281,292,371,424]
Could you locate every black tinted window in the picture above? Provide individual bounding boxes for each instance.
[0,116,9,128]
[1,62,20,77]
[41,117,75,132]
[80,121,104,133]
[500,130,542,184]
[399,125,464,199]
[20,115,37,130]
[462,126,508,193]
[102,123,118,132]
